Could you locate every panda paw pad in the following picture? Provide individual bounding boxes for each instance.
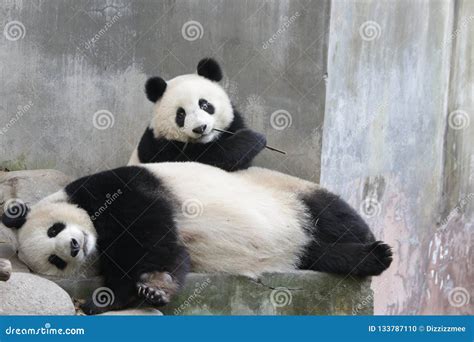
[136,271,178,306]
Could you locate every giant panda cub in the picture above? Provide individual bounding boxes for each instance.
[1,163,392,315]
[128,58,267,171]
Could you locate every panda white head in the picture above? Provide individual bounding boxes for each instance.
[1,192,97,277]
[146,58,234,144]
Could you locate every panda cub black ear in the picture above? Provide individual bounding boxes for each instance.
[145,77,167,103]
[197,58,223,82]
[1,202,29,229]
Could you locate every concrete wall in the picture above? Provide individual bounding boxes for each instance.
[0,0,329,181]
[321,0,473,314]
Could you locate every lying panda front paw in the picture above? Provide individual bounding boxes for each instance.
[136,271,178,306]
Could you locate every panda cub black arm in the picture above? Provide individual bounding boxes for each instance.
[202,128,267,171]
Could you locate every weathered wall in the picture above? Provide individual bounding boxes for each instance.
[0,0,329,181]
[321,0,473,314]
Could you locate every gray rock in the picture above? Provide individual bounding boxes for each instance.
[0,273,75,315]
[98,308,163,315]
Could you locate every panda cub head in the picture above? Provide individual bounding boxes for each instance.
[1,194,97,277]
[145,58,233,144]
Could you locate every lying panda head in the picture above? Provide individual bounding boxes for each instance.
[146,58,234,144]
[1,193,97,277]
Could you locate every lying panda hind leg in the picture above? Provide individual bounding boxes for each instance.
[299,189,393,276]
[136,246,191,307]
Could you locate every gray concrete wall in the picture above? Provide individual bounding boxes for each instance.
[0,0,329,181]
[321,0,473,314]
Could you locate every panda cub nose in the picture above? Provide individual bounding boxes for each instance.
[70,238,80,257]
[192,125,207,134]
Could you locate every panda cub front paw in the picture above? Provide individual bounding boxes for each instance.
[137,271,178,306]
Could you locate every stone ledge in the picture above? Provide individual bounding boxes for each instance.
[51,272,373,315]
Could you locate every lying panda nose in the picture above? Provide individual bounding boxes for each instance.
[192,125,207,134]
[70,238,80,257]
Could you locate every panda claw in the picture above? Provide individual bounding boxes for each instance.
[136,271,179,306]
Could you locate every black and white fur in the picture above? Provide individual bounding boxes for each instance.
[1,163,392,314]
[129,58,266,171]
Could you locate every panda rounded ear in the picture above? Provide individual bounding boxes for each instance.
[197,58,223,82]
[1,201,29,229]
[145,77,167,103]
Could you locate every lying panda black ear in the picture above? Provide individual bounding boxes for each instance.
[197,58,223,82]
[145,77,167,103]
[1,201,29,229]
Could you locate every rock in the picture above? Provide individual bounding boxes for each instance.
[161,271,373,315]
[0,258,12,281]
[98,308,163,315]
[0,273,75,315]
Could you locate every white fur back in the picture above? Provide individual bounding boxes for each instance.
[143,162,312,277]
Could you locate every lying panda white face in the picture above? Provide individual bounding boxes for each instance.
[2,197,97,277]
[146,58,234,144]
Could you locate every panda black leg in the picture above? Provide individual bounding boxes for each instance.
[300,240,392,276]
[135,245,190,307]
[300,189,393,276]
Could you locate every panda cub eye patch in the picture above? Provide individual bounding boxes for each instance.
[176,107,186,128]
[199,99,215,114]
[47,222,66,238]
[48,254,67,270]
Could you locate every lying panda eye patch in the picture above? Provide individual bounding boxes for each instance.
[48,254,67,270]
[47,222,66,238]
[176,107,186,128]
[199,99,215,114]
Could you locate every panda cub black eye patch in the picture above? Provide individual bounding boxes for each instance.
[199,99,215,114]
[176,107,186,128]
[48,254,67,270]
[47,222,66,238]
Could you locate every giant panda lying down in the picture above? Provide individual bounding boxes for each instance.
[1,162,392,314]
